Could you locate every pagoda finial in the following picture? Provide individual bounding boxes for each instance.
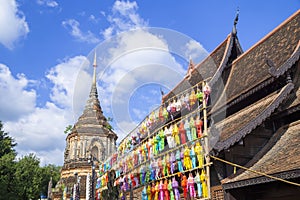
[232,8,239,36]
[92,51,97,86]
[88,51,98,99]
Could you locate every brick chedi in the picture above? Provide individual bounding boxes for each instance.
[53,52,118,200]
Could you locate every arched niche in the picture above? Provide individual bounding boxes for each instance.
[88,137,105,161]
[91,146,98,159]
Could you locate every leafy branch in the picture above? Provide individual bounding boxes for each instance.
[64,125,73,134]
[106,117,114,131]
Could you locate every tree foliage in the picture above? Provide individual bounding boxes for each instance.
[64,125,73,134]
[0,121,16,157]
[106,117,114,131]
[39,164,61,196]
[14,154,42,200]
[0,152,16,199]
[0,121,62,199]
[0,121,17,199]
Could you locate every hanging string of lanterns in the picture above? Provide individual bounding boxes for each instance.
[97,80,212,200]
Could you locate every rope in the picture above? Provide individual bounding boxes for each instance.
[210,155,300,187]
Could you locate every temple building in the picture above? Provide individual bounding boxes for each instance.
[212,10,300,199]
[53,9,300,200]
[52,53,118,199]
[97,9,300,200]
[162,9,300,199]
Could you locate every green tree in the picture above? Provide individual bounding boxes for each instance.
[0,121,63,199]
[39,164,61,197]
[14,154,42,200]
[0,121,16,157]
[0,153,16,199]
[0,121,17,199]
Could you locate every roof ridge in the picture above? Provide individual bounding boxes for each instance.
[209,34,234,86]
[231,9,300,66]
[212,39,300,113]
[162,34,232,102]
[194,34,231,70]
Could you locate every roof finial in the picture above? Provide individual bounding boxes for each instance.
[232,7,239,36]
[185,55,195,79]
[92,51,97,86]
[189,55,195,68]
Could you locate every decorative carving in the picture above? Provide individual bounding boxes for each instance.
[286,72,292,83]
[223,169,300,190]
[266,42,300,78]
[232,8,239,36]
[264,52,277,76]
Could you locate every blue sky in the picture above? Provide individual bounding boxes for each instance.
[0,0,299,165]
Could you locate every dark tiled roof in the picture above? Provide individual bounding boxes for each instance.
[223,119,300,184]
[209,34,243,86]
[194,34,230,79]
[215,10,300,108]
[213,83,294,151]
[162,34,231,102]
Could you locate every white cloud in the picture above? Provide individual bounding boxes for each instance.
[62,19,100,44]
[149,89,159,95]
[4,102,67,152]
[1,0,209,166]
[113,120,137,140]
[184,40,207,63]
[0,0,29,49]
[2,56,93,166]
[0,64,36,121]
[102,27,114,40]
[100,11,106,17]
[86,1,207,140]
[78,11,86,17]
[49,56,94,122]
[93,29,186,137]
[113,1,138,16]
[132,108,147,121]
[46,56,90,109]
[4,101,70,166]
[35,148,64,166]
[88,14,100,23]
[37,0,59,8]
[101,0,147,39]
